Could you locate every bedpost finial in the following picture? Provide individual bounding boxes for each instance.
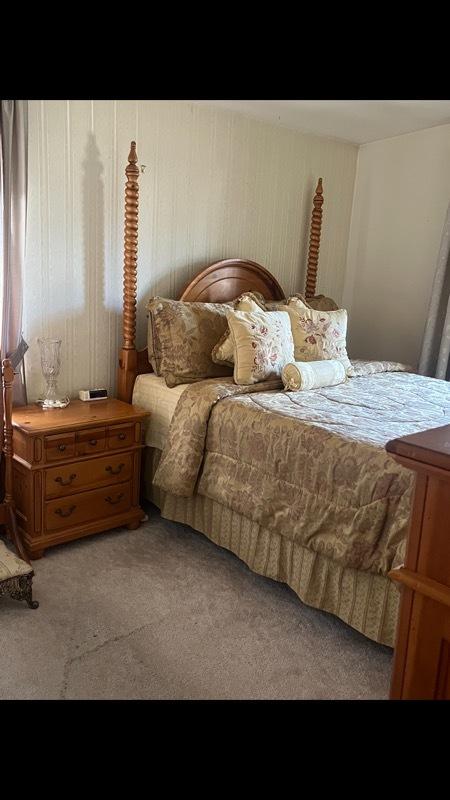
[317,177,323,193]
[126,141,139,179]
[128,141,138,164]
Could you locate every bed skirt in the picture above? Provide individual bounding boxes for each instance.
[144,447,399,647]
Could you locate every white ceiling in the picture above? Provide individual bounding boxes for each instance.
[190,100,450,145]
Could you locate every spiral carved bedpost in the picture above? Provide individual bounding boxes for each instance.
[118,142,140,403]
[304,178,324,300]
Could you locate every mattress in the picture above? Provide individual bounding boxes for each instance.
[132,373,188,450]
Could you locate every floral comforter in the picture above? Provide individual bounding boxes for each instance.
[153,362,450,576]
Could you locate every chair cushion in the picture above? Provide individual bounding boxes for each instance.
[0,540,33,582]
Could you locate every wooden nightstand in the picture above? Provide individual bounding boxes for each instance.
[12,399,150,559]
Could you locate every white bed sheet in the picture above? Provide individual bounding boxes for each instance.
[132,373,189,450]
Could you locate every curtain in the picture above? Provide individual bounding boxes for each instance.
[0,100,28,404]
[418,202,450,380]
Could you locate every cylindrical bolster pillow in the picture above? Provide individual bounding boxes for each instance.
[282,359,347,391]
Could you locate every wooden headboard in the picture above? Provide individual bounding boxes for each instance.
[118,142,325,403]
[180,258,285,303]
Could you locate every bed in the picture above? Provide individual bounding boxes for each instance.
[117,142,450,648]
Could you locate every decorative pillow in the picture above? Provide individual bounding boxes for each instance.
[282,359,346,391]
[211,293,320,367]
[281,297,353,375]
[264,297,288,310]
[146,298,233,387]
[211,292,267,367]
[266,293,339,311]
[306,294,339,311]
[226,308,294,385]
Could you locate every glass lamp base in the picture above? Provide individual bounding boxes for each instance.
[36,396,70,409]
[37,338,69,409]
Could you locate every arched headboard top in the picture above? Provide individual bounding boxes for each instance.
[179,259,285,303]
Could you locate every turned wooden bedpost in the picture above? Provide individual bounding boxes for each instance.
[305,178,324,300]
[118,141,140,403]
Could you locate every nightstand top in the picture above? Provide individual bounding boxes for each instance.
[12,398,149,434]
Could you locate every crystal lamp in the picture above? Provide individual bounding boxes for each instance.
[37,338,70,409]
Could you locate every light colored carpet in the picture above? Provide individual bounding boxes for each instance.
[0,505,393,699]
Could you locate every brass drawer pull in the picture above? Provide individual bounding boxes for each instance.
[89,439,98,446]
[105,463,124,476]
[55,473,76,486]
[118,433,126,441]
[58,444,66,452]
[105,493,124,505]
[55,505,76,518]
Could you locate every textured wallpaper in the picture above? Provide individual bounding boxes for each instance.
[23,100,357,400]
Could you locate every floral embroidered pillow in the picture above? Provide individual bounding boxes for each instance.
[282,297,353,375]
[211,292,267,367]
[226,308,295,385]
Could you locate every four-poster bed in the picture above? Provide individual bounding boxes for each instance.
[118,142,329,404]
[117,142,450,652]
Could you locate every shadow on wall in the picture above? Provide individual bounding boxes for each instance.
[81,132,111,394]
[25,133,116,402]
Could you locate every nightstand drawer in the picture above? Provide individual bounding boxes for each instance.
[75,427,106,456]
[107,423,135,450]
[45,481,132,532]
[45,452,133,499]
[45,432,76,462]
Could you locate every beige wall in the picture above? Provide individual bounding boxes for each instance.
[23,100,357,401]
[343,124,450,367]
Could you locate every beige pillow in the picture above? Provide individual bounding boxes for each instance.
[265,293,299,310]
[281,297,353,375]
[146,297,233,387]
[266,293,340,311]
[282,359,347,391]
[227,308,294,385]
[211,292,267,367]
[212,293,322,367]
[306,294,339,311]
